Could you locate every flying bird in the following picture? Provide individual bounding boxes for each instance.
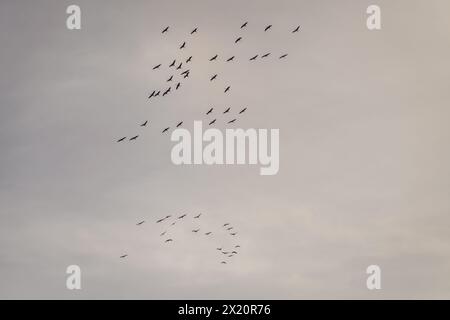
[181,69,190,75]
[169,59,176,67]
[176,121,183,127]
[223,223,230,227]
[228,255,233,257]
[153,64,162,70]
[227,119,236,124]
[209,119,216,125]
[156,218,165,223]
[230,233,237,236]
[227,227,233,231]
[191,27,198,34]
[223,107,230,114]
[292,25,300,33]
[205,232,212,235]
[120,254,128,258]
[235,37,242,43]
[163,87,171,96]
[176,82,181,90]
[183,73,189,79]
[194,213,201,218]
[179,41,186,49]
[279,54,288,59]
[240,22,248,29]
[148,90,156,99]
[192,229,200,233]
[186,56,192,63]
[160,231,167,236]
[167,75,173,82]
[210,74,217,81]
[224,86,231,93]
[235,245,241,248]
[226,56,235,62]
[209,54,218,61]
[264,25,272,32]
[129,135,139,141]
[165,215,171,219]
[232,251,238,254]
[261,53,271,58]
[177,62,183,70]
[250,54,258,61]
[239,107,247,114]
[165,239,173,243]
[217,248,222,251]
[140,120,148,127]
[162,127,170,133]
[117,137,126,142]
[154,91,160,97]
[177,214,187,219]
[221,261,227,264]
[136,221,145,226]
[162,26,169,33]
[206,108,213,115]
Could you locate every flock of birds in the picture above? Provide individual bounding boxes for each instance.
[120,213,242,265]
[115,21,300,143]
[117,22,300,264]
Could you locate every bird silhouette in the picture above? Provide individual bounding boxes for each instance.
[194,213,201,218]
[140,120,148,127]
[210,74,218,81]
[154,91,160,97]
[162,26,169,33]
[120,254,128,258]
[292,25,300,33]
[180,41,186,49]
[162,127,170,133]
[240,22,248,29]
[235,245,241,248]
[224,86,231,93]
[177,62,183,70]
[136,221,145,226]
[227,227,233,231]
[176,121,183,127]
[209,54,218,61]
[160,231,167,236]
[176,82,181,90]
[228,119,236,124]
[223,223,230,227]
[264,25,272,32]
[163,87,171,96]
[206,108,213,115]
[148,90,156,99]
[221,261,227,264]
[191,27,198,34]
[186,56,192,63]
[209,119,216,125]
[129,135,139,141]
[226,56,235,62]
[239,107,247,114]
[169,59,176,67]
[205,232,212,235]
[261,53,271,58]
[165,215,171,219]
[217,248,222,251]
[279,54,288,59]
[250,54,258,61]
[232,251,238,254]
[167,75,173,82]
[235,37,242,43]
[230,232,237,236]
[165,239,173,243]
[181,69,190,75]
[156,218,165,223]
[117,137,126,142]
[183,73,189,79]
[153,64,162,70]
[228,255,233,257]
[223,107,230,114]
[177,214,187,219]
[192,229,200,233]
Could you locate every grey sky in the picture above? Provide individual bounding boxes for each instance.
[1,0,450,299]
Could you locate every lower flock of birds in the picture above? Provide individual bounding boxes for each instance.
[117,22,300,264]
[120,213,241,265]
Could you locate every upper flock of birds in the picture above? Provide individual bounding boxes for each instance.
[117,21,300,264]
[115,21,300,143]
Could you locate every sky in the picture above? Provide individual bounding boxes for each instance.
[1,0,450,299]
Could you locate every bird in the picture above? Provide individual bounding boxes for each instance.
[120,254,128,258]
[171,222,176,226]
[165,215,171,219]
[177,62,183,70]
[232,251,238,254]
[192,229,200,233]
[183,73,189,79]
[292,25,300,33]
[228,119,236,124]
[176,121,183,127]
[222,251,229,255]
[165,239,173,243]
[194,213,201,218]
[235,245,241,248]
[228,255,233,257]
[163,87,171,96]
[240,22,248,29]
[162,26,169,33]
[179,41,186,49]
[230,233,237,236]
[223,223,230,227]
[206,108,213,115]
[117,137,126,142]
[227,227,233,231]
[162,127,170,133]
[140,120,148,127]
[186,56,192,63]
[226,56,235,62]
[221,261,227,264]
[129,135,139,141]
[224,86,231,93]
[167,75,173,82]
[250,54,258,61]
[239,107,247,114]
[279,54,288,59]
[191,27,198,34]
[156,218,165,223]
[209,119,216,125]
[136,221,145,226]
[177,214,187,219]
[148,90,156,99]
[261,53,270,58]
[210,74,217,81]
[154,91,161,97]
[235,37,242,43]
[153,64,162,70]
[264,25,272,32]
[160,231,167,236]
[181,69,190,75]
[223,107,230,114]
[205,232,212,235]
[169,59,176,67]
[209,54,218,61]
[176,82,181,90]
[217,248,222,251]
